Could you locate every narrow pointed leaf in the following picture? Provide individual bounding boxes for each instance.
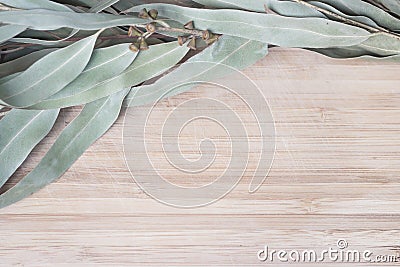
[130,4,371,48]
[312,33,400,58]
[0,32,100,108]
[0,108,59,188]
[89,0,121,12]
[0,25,27,44]
[0,73,20,85]
[8,0,115,46]
[54,0,99,7]
[116,0,198,11]
[28,41,189,108]
[358,33,400,56]
[0,0,73,11]
[310,46,376,58]
[374,0,400,16]
[0,48,57,78]
[309,1,380,28]
[193,0,325,17]
[10,33,78,45]
[125,35,268,106]
[195,0,387,30]
[317,0,400,31]
[0,9,148,31]
[0,89,129,209]
[29,43,139,109]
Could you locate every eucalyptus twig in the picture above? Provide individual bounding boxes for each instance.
[0,43,33,50]
[0,47,24,54]
[153,19,171,28]
[0,106,11,117]
[0,34,161,52]
[43,31,64,40]
[291,0,400,40]
[155,26,204,37]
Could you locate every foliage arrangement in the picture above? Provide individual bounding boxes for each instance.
[0,0,399,209]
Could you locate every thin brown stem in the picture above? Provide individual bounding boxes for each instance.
[0,43,33,50]
[0,25,205,54]
[291,0,400,40]
[0,47,24,54]
[0,34,147,51]
[156,26,204,37]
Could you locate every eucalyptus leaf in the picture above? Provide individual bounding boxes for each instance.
[0,9,148,31]
[56,0,118,13]
[29,43,139,109]
[0,48,57,78]
[374,0,400,16]
[0,31,100,108]
[28,41,189,109]
[10,35,78,46]
[130,4,371,48]
[88,0,120,12]
[0,108,59,188]
[10,17,121,47]
[0,0,73,11]
[308,1,380,28]
[312,33,400,58]
[193,0,325,18]
[9,0,128,46]
[125,35,268,106]
[361,52,400,61]
[0,89,128,209]
[358,33,400,55]
[116,0,199,11]
[0,24,27,44]
[0,73,20,85]
[53,0,99,7]
[310,46,377,58]
[2,45,67,62]
[315,0,400,31]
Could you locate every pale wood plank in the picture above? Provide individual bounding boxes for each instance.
[1,48,399,266]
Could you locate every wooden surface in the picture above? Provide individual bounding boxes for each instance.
[1,48,400,266]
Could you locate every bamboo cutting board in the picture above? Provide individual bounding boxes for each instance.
[0,48,399,266]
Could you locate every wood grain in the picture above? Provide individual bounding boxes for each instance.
[1,48,400,266]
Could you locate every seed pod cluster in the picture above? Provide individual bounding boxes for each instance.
[128,26,142,37]
[138,8,158,20]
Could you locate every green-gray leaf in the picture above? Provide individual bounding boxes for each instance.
[130,3,371,48]
[359,33,400,56]
[374,0,400,16]
[0,24,27,44]
[88,0,120,12]
[0,48,57,78]
[28,41,189,108]
[124,35,268,106]
[0,108,59,188]
[315,0,400,31]
[308,1,380,28]
[193,0,325,17]
[0,0,73,11]
[0,9,148,31]
[312,33,400,58]
[0,88,129,209]
[29,43,139,109]
[0,31,100,108]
